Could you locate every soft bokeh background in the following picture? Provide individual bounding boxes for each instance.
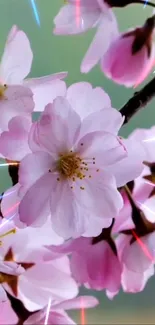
[0,0,155,323]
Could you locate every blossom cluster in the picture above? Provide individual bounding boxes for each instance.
[0,0,155,323]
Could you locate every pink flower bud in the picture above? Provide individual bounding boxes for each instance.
[101,16,155,87]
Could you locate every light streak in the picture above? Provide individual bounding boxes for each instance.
[80,298,86,325]
[3,202,19,217]
[0,213,17,229]
[44,297,52,325]
[0,162,18,167]
[143,179,155,187]
[144,0,149,7]
[0,190,16,200]
[137,201,155,217]
[30,0,41,26]
[131,229,154,261]
[143,137,155,143]
[76,0,81,27]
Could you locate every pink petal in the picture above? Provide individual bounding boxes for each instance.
[86,241,122,291]
[0,261,24,276]
[30,98,81,154]
[0,116,31,160]
[19,173,53,227]
[0,300,18,323]
[75,170,123,220]
[122,232,155,273]
[18,260,78,311]
[101,34,149,87]
[0,85,34,132]
[25,216,64,247]
[71,251,88,283]
[0,287,7,303]
[54,295,99,310]
[122,264,154,293]
[106,138,145,187]
[83,217,112,237]
[0,26,33,84]
[84,170,123,218]
[76,131,127,166]
[80,108,124,138]
[50,181,88,239]
[129,126,155,163]
[19,151,52,189]
[53,4,101,35]
[113,192,134,233]
[24,71,67,87]
[81,12,119,73]
[25,78,67,112]
[66,82,111,119]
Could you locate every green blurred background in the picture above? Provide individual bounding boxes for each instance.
[0,0,155,323]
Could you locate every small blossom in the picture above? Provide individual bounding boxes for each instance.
[24,295,98,325]
[53,0,119,73]
[101,16,155,87]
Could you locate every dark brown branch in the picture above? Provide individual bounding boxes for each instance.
[6,292,33,324]
[120,76,155,124]
[7,161,19,186]
[107,0,155,8]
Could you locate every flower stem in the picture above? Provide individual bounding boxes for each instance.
[108,0,155,8]
[120,76,155,124]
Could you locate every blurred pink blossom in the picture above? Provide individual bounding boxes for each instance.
[0,228,78,311]
[24,295,98,325]
[0,25,67,112]
[53,0,119,73]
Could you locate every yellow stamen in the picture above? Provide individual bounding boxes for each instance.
[0,84,7,100]
[0,228,16,239]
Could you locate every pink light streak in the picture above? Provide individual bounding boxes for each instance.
[80,298,86,325]
[131,230,154,261]
[76,0,81,27]
[3,202,19,217]
[44,298,52,325]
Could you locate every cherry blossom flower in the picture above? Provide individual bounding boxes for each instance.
[0,300,18,325]
[46,236,122,298]
[24,295,98,325]
[0,25,67,112]
[0,81,120,160]
[53,0,119,73]
[116,235,154,293]
[17,96,130,239]
[101,16,155,87]
[0,227,78,311]
[113,126,155,233]
[113,171,155,274]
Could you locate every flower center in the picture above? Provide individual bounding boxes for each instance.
[54,149,99,191]
[56,153,82,178]
[0,84,7,99]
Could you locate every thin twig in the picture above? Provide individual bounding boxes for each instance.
[120,76,155,124]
